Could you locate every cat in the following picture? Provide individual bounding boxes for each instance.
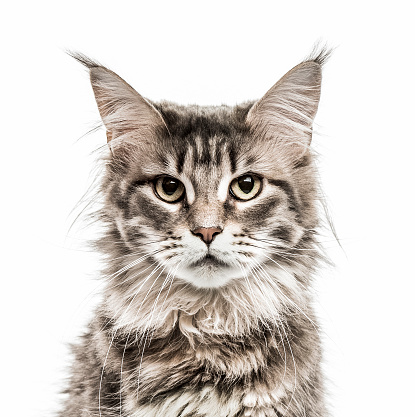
[60,47,331,417]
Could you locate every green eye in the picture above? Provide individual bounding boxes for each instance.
[230,174,262,201]
[155,176,185,203]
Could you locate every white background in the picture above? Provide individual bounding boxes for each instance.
[2,1,414,416]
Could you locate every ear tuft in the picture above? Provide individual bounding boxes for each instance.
[66,50,103,70]
[303,43,333,67]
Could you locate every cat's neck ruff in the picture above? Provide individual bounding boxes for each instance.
[104,261,311,341]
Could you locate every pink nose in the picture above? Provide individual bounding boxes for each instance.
[192,227,222,244]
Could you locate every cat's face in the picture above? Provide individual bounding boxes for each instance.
[77,54,324,290]
[104,103,315,288]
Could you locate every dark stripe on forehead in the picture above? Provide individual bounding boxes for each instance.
[201,137,211,165]
[228,142,237,173]
[176,147,187,174]
[191,137,224,167]
[268,179,298,212]
[214,143,223,166]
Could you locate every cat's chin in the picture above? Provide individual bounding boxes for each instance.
[177,255,241,289]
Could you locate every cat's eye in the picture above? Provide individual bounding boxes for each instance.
[154,176,185,203]
[230,174,262,201]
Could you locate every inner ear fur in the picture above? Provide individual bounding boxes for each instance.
[246,50,329,158]
[69,52,167,144]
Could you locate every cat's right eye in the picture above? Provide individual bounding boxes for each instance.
[154,176,185,203]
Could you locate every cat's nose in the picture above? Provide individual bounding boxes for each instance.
[192,227,222,245]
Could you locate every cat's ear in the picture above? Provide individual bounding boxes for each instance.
[69,53,167,144]
[246,49,329,157]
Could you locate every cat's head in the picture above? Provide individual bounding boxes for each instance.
[73,50,328,290]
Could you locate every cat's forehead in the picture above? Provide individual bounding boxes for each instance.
[155,102,252,184]
[179,136,232,201]
[155,101,250,137]
[180,135,231,173]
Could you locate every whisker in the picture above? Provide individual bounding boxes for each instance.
[118,264,166,406]
[237,262,263,330]
[248,235,319,254]
[96,260,162,335]
[152,261,182,333]
[252,255,320,336]
[279,317,297,417]
[134,268,167,392]
[108,249,162,279]
[248,263,292,399]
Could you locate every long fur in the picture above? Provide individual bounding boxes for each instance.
[60,46,332,417]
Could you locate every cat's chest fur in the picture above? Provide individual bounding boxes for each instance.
[98,319,295,417]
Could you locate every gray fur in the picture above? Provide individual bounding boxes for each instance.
[61,47,332,417]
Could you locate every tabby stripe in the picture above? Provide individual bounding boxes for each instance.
[228,143,237,173]
[268,179,298,212]
[176,149,187,174]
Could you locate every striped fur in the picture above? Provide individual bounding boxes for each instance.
[60,47,331,417]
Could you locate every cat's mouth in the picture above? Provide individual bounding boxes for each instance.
[191,253,229,268]
[179,252,240,288]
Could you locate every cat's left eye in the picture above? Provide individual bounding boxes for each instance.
[230,174,262,201]
[154,176,185,203]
